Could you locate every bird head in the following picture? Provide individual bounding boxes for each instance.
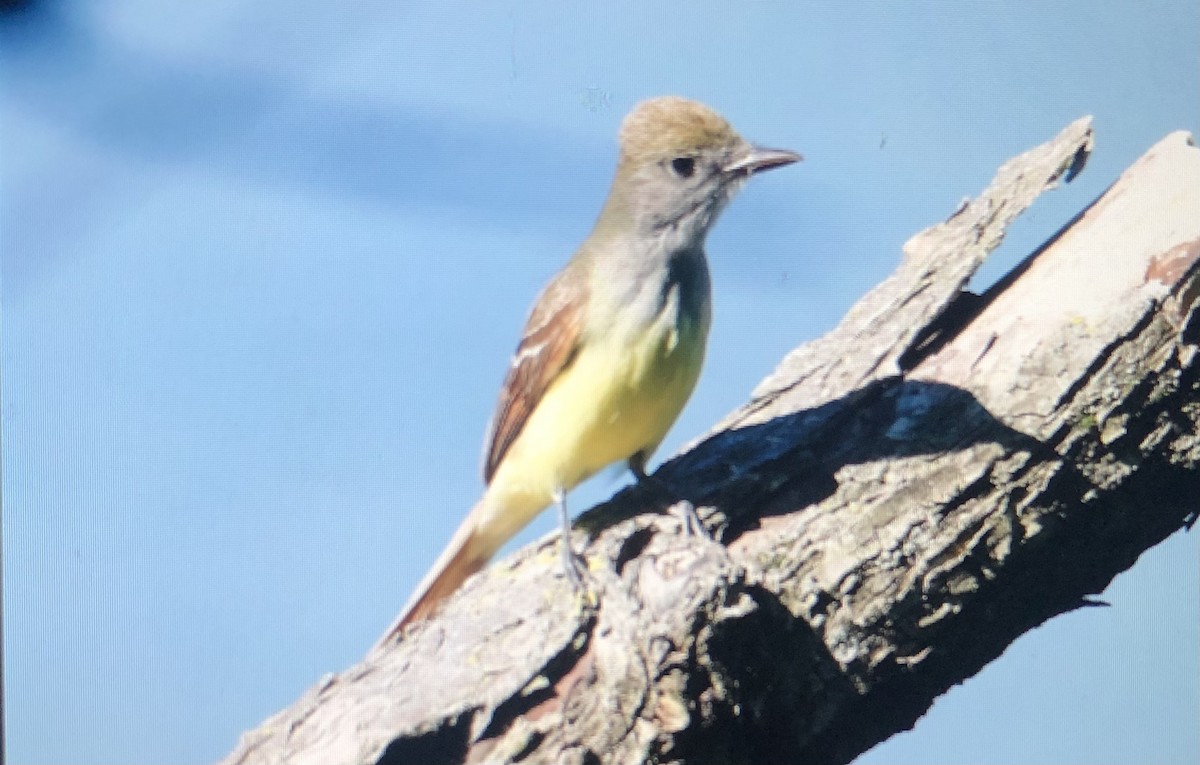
[603,96,801,247]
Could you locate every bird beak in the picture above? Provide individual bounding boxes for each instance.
[723,145,803,175]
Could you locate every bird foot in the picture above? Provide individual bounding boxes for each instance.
[669,499,711,540]
[630,462,714,541]
[560,533,589,589]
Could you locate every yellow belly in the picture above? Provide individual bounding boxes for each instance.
[480,314,706,537]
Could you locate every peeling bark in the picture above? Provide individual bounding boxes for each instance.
[218,120,1200,765]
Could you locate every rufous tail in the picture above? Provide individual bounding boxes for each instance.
[374,502,493,649]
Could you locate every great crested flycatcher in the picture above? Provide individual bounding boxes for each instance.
[377,96,799,645]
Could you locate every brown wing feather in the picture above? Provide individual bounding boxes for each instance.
[483,264,587,484]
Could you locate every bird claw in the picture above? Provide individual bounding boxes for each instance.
[560,534,588,588]
[671,499,712,540]
[631,461,714,541]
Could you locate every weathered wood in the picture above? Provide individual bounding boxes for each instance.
[218,120,1200,765]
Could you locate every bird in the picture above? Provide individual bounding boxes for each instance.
[376,96,800,647]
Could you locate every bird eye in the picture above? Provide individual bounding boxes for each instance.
[669,156,696,178]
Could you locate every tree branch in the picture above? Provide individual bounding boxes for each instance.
[219,119,1200,765]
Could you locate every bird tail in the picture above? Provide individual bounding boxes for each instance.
[374,501,495,650]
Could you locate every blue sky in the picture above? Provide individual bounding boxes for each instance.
[3,2,1198,763]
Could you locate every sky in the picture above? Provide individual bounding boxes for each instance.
[2,1,1198,763]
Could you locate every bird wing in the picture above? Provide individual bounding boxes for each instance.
[483,264,587,484]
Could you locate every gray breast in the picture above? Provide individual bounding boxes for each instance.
[663,248,712,333]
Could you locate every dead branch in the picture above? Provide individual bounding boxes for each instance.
[219,119,1200,765]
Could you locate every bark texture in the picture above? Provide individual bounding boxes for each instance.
[220,119,1200,765]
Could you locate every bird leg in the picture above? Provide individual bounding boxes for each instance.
[554,487,587,588]
[628,452,711,540]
